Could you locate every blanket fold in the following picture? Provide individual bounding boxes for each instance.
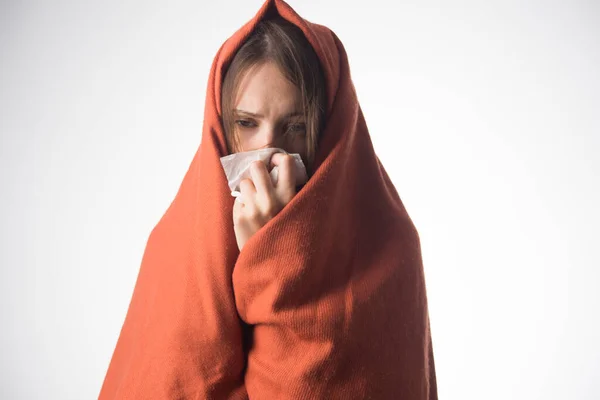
[99,0,437,398]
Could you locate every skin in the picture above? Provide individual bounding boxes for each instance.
[231,61,307,250]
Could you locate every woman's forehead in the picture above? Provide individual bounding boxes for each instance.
[234,62,302,117]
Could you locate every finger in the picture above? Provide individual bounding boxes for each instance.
[239,178,256,205]
[233,193,244,218]
[296,159,308,186]
[270,153,296,201]
[249,160,276,200]
[270,153,302,185]
[234,194,244,206]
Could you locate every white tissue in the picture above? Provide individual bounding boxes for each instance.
[220,148,308,196]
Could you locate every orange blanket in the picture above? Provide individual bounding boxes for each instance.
[99,0,437,398]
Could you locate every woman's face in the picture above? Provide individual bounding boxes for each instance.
[232,61,307,162]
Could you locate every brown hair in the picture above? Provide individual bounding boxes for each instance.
[220,16,327,175]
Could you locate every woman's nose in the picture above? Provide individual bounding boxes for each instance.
[257,128,284,149]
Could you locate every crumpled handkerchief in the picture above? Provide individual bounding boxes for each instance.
[220,148,308,197]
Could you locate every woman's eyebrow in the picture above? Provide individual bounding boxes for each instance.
[234,109,303,118]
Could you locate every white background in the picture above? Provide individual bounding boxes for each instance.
[1,0,599,398]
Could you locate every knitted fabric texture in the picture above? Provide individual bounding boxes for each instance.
[99,0,438,398]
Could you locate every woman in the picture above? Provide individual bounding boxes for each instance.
[99,0,437,399]
[220,14,326,251]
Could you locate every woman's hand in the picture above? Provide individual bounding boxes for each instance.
[233,153,297,251]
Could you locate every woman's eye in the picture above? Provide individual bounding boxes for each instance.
[286,123,306,133]
[235,120,255,128]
